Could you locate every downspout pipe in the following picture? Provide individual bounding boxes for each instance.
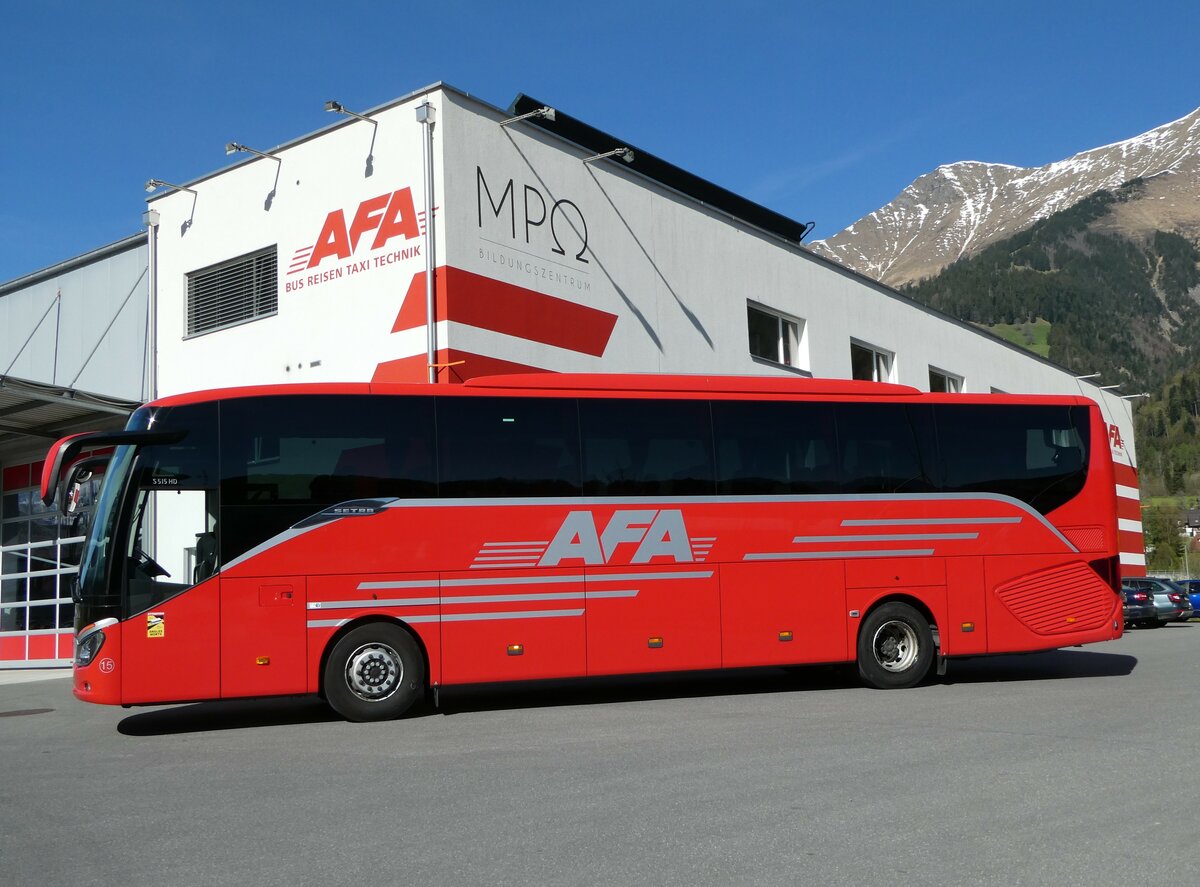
[416,101,437,384]
[143,208,160,400]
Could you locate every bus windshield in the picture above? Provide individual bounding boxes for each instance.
[75,404,219,627]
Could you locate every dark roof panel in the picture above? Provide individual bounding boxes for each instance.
[507,94,812,244]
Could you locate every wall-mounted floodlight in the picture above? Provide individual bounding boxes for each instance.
[1073,373,1102,380]
[582,147,635,164]
[144,178,196,195]
[325,100,378,126]
[1121,393,1152,400]
[1100,384,1123,391]
[226,142,281,163]
[499,105,556,126]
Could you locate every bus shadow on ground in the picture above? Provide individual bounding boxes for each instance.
[117,648,1138,734]
[938,648,1137,685]
[118,696,340,736]
[434,649,1137,715]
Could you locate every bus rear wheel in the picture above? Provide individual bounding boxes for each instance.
[857,602,934,689]
[324,623,425,722]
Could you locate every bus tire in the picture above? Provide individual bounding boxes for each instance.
[857,602,934,690]
[324,623,425,722]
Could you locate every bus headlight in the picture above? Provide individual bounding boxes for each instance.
[75,618,117,668]
[75,631,105,667]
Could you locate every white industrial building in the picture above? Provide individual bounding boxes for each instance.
[0,82,1143,666]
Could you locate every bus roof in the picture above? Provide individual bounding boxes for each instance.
[145,374,1097,408]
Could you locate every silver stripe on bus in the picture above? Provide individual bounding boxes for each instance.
[358,569,712,591]
[472,555,542,562]
[310,597,440,610]
[309,590,639,610]
[442,608,582,622]
[223,524,326,572]
[744,548,936,561]
[378,493,1078,551]
[791,532,979,543]
[482,541,549,547]
[307,609,585,629]
[840,517,1021,526]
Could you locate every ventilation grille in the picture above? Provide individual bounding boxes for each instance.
[186,247,278,337]
[1061,525,1106,552]
[995,561,1113,635]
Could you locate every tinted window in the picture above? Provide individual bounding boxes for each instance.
[219,395,436,562]
[133,403,219,491]
[934,404,1089,513]
[713,400,838,494]
[836,403,933,493]
[581,399,714,496]
[437,396,581,497]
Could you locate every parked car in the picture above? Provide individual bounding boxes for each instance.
[1121,585,1158,628]
[1176,579,1200,619]
[1121,577,1194,624]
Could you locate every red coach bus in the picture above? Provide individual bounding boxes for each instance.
[43,374,1122,721]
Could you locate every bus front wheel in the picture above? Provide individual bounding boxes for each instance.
[857,602,934,690]
[324,623,425,722]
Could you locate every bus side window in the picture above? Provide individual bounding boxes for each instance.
[835,403,930,494]
[933,404,1089,513]
[712,400,839,494]
[436,396,582,498]
[581,399,715,496]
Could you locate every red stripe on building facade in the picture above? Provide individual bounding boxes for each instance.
[1113,463,1139,487]
[1116,498,1143,522]
[389,267,617,357]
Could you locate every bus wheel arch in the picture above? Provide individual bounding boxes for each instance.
[319,617,429,721]
[855,596,937,690]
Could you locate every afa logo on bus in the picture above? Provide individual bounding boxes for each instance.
[539,509,696,566]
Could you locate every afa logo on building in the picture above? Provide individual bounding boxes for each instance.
[286,188,426,290]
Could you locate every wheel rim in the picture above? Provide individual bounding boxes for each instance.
[344,642,404,702]
[871,620,920,673]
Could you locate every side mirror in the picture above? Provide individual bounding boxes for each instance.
[58,456,111,517]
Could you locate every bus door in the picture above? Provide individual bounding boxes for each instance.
[119,487,221,704]
[117,404,222,704]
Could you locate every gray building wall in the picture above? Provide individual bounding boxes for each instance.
[1,234,149,403]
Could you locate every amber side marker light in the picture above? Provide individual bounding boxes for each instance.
[961,622,975,633]
[507,644,524,656]
[648,637,664,649]
[778,631,794,642]
[255,657,271,666]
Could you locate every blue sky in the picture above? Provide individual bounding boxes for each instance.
[2,0,1198,283]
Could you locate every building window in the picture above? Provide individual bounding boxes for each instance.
[850,340,893,382]
[929,367,963,393]
[186,246,278,337]
[747,303,805,369]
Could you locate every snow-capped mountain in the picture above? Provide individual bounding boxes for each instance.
[811,107,1200,286]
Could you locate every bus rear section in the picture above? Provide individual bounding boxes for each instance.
[50,376,1123,721]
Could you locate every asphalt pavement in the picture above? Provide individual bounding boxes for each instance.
[2,624,1198,887]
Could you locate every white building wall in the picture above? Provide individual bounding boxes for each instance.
[152,89,440,397]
